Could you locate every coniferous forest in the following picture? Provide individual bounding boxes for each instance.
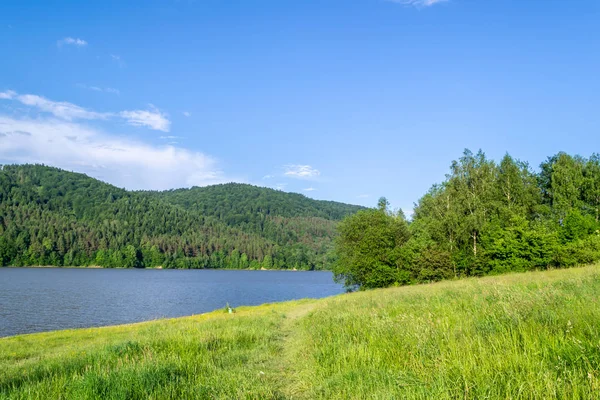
[2,149,600,279]
[0,165,363,269]
[333,150,600,288]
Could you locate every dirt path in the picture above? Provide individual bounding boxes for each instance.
[268,302,319,399]
[282,302,318,325]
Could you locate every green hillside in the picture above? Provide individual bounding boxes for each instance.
[143,183,364,268]
[145,183,361,221]
[0,165,363,269]
[1,264,598,399]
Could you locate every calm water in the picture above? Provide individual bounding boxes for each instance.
[0,268,344,337]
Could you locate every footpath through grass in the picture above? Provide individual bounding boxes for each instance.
[1,265,600,399]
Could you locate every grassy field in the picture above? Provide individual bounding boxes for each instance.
[1,265,600,399]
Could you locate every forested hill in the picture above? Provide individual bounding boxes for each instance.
[0,165,364,269]
[143,183,361,221]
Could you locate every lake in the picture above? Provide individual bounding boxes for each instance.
[0,268,344,337]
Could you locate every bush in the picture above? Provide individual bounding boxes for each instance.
[333,207,409,289]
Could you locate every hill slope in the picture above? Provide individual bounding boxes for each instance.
[1,264,598,398]
[145,183,362,221]
[0,164,363,269]
[143,183,364,267]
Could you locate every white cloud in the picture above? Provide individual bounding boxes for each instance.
[388,0,447,7]
[275,183,287,191]
[2,91,170,131]
[78,84,120,95]
[262,174,274,180]
[182,111,191,117]
[57,37,88,47]
[160,135,182,139]
[0,115,226,190]
[0,90,16,100]
[17,94,107,121]
[303,187,317,192]
[111,54,126,68]
[357,194,371,199]
[119,106,170,132]
[284,164,320,179]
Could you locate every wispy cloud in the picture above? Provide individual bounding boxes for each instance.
[0,90,16,100]
[262,174,274,180]
[284,164,320,179]
[0,91,171,131]
[77,84,120,95]
[388,0,447,7]
[160,135,182,139]
[111,54,126,68]
[119,106,170,132]
[303,187,317,192]
[0,115,226,190]
[57,37,88,47]
[357,194,371,199]
[17,94,106,121]
[182,111,191,117]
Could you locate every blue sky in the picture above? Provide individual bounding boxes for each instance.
[0,0,599,213]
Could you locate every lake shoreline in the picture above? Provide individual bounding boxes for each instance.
[0,267,342,337]
[1,265,305,271]
[1,265,599,398]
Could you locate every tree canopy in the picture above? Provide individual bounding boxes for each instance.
[333,150,600,289]
[0,165,364,269]
[333,199,410,289]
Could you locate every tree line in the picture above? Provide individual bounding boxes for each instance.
[0,165,363,269]
[333,150,600,289]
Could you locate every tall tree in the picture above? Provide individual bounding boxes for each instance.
[446,149,497,259]
[539,153,586,216]
[584,154,600,222]
[496,154,540,218]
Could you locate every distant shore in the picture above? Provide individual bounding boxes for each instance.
[2,265,302,271]
[3,265,105,269]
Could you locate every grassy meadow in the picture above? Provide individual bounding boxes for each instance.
[1,265,600,399]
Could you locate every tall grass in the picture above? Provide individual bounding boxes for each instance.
[1,266,599,399]
[290,267,600,399]
[0,302,305,399]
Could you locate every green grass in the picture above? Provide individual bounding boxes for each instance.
[2,265,600,399]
